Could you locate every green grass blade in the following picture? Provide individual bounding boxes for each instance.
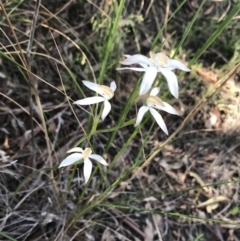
[174,0,207,57]
[0,0,25,24]
[151,0,188,49]
[89,0,126,133]
[0,232,18,241]
[98,0,126,85]
[189,2,240,66]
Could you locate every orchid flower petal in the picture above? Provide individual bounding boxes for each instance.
[101,100,111,120]
[155,101,179,115]
[134,106,149,127]
[74,96,105,105]
[89,154,108,165]
[67,147,83,153]
[159,68,179,99]
[116,67,146,72]
[82,81,99,92]
[139,63,148,69]
[83,158,93,184]
[59,153,83,168]
[166,59,190,72]
[120,54,153,66]
[149,108,168,135]
[150,87,160,96]
[139,66,158,95]
[110,81,117,92]
[82,81,109,97]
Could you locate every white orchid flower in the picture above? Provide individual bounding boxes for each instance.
[135,87,179,135]
[59,147,108,184]
[74,81,117,120]
[117,51,190,98]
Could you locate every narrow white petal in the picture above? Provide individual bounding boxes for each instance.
[159,68,179,99]
[139,63,148,69]
[74,96,105,105]
[116,67,146,72]
[82,81,99,92]
[150,87,160,96]
[101,100,111,120]
[67,147,83,153]
[110,81,117,92]
[134,106,149,127]
[82,81,108,96]
[83,158,93,184]
[149,108,168,135]
[59,153,83,168]
[89,154,108,165]
[139,66,158,95]
[156,102,179,115]
[120,54,153,66]
[166,59,190,71]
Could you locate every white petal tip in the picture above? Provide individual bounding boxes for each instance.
[174,92,179,99]
[58,163,67,168]
[73,100,83,105]
[67,147,83,153]
[134,120,140,127]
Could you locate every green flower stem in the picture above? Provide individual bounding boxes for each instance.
[89,0,126,133]
[104,84,139,153]
[72,117,154,227]
[70,124,139,226]
[74,118,136,147]
[98,0,126,85]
